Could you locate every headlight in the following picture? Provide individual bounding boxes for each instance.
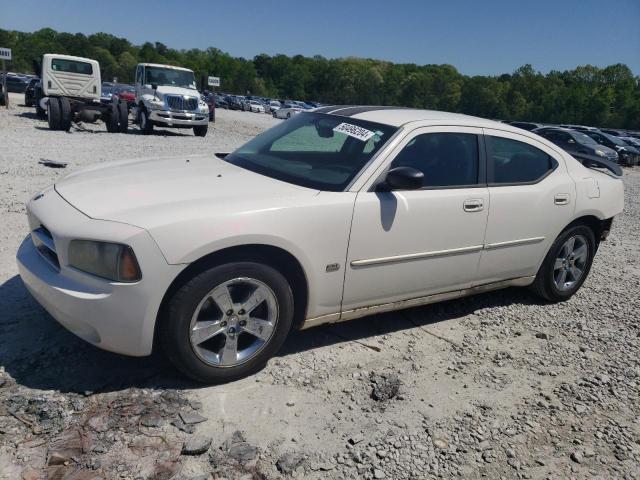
[68,240,142,282]
[148,99,165,109]
[595,149,607,157]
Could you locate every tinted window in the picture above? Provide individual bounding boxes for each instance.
[51,58,93,75]
[391,133,479,188]
[488,136,555,184]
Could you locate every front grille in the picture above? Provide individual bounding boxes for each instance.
[166,95,198,111]
[31,224,60,270]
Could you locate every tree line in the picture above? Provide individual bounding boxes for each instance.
[1,27,638,129]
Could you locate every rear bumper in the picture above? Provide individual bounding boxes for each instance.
[149,109,209,127]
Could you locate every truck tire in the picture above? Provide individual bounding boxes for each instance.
[105,103,119,133]
[118,101,128,133]
[59,97,72,132]
[193,124,208,137]
[47,98,61,130]
[139,108,153,135]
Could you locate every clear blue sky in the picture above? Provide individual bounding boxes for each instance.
[1,0,638,75]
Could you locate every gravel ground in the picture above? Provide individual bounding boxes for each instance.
[1,92,639,479]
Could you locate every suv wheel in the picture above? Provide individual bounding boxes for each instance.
[531,225,596,302]
[160,262,294,383]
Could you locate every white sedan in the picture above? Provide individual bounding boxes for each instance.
[17,106,624,382]
[245,100,265,113]
[273,105,304,119]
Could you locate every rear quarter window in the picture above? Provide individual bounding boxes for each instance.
[487,136,557,185]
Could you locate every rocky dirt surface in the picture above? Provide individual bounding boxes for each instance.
[1,93,639,479]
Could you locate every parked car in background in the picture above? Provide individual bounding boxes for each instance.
[600,128,626,137]
[246,100,265,113]
[114,84,136,107]
[17,107,624,382]
[227,96,244,110]
[100,84,115,104]
[619,136,640,150]
[582,130,639,166]
[507,121,545,131]
[24,78,39,106]
[533,127,619,164]
[4,74,30,93]
[268,100,281,113]
[215,95,228,109]
[273,104,304,119]
[131,62,209,137]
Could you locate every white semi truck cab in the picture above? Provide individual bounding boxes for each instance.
[132,63,209,137]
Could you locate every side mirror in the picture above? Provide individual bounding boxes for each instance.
[378,166,424,191]
[151,83,158,90]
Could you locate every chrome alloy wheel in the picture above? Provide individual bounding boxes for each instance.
[553,235,588,291]
[189,278,278,367]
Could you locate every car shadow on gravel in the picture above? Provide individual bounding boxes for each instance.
[0,273,544,394]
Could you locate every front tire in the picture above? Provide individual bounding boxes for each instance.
[193,124,208,137]
[139,108,153,135]
[160,262,294,383]
[531,225,596,302]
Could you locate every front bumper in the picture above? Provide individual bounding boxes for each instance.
[16,188,185,357]
[149,109,209,127]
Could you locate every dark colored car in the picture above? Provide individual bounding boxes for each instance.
[600,128,626,137]
[583,130,639,166]
[4,75,30,93]
[215,95,228,109]
[508,121,545,131]
[24,78,39,106]
[533,127,619,163]
[226,96,244,110]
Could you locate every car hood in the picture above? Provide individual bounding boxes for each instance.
[55,154,316,228]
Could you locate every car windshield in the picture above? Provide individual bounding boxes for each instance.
[573,132,598,145]
[144,66,196,89]
[601,133,625,146]
[224,112,398,191]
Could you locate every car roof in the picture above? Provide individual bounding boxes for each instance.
[313,105,517,130]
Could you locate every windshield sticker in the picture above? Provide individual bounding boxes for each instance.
[333,123,375,142]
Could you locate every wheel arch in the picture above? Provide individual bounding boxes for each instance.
[154,243,309,352]
[564,214,613,245]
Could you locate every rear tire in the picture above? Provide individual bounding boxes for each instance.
[47,97,61,130]
[105,103,119,133]
[193,124,208,137]
[159,262,294,383]
[59,97,72,132]
[530,225,596,302]
[118,100,128,133]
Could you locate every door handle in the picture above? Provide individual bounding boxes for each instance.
[463,199,484,212]
[554,193,570,205]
